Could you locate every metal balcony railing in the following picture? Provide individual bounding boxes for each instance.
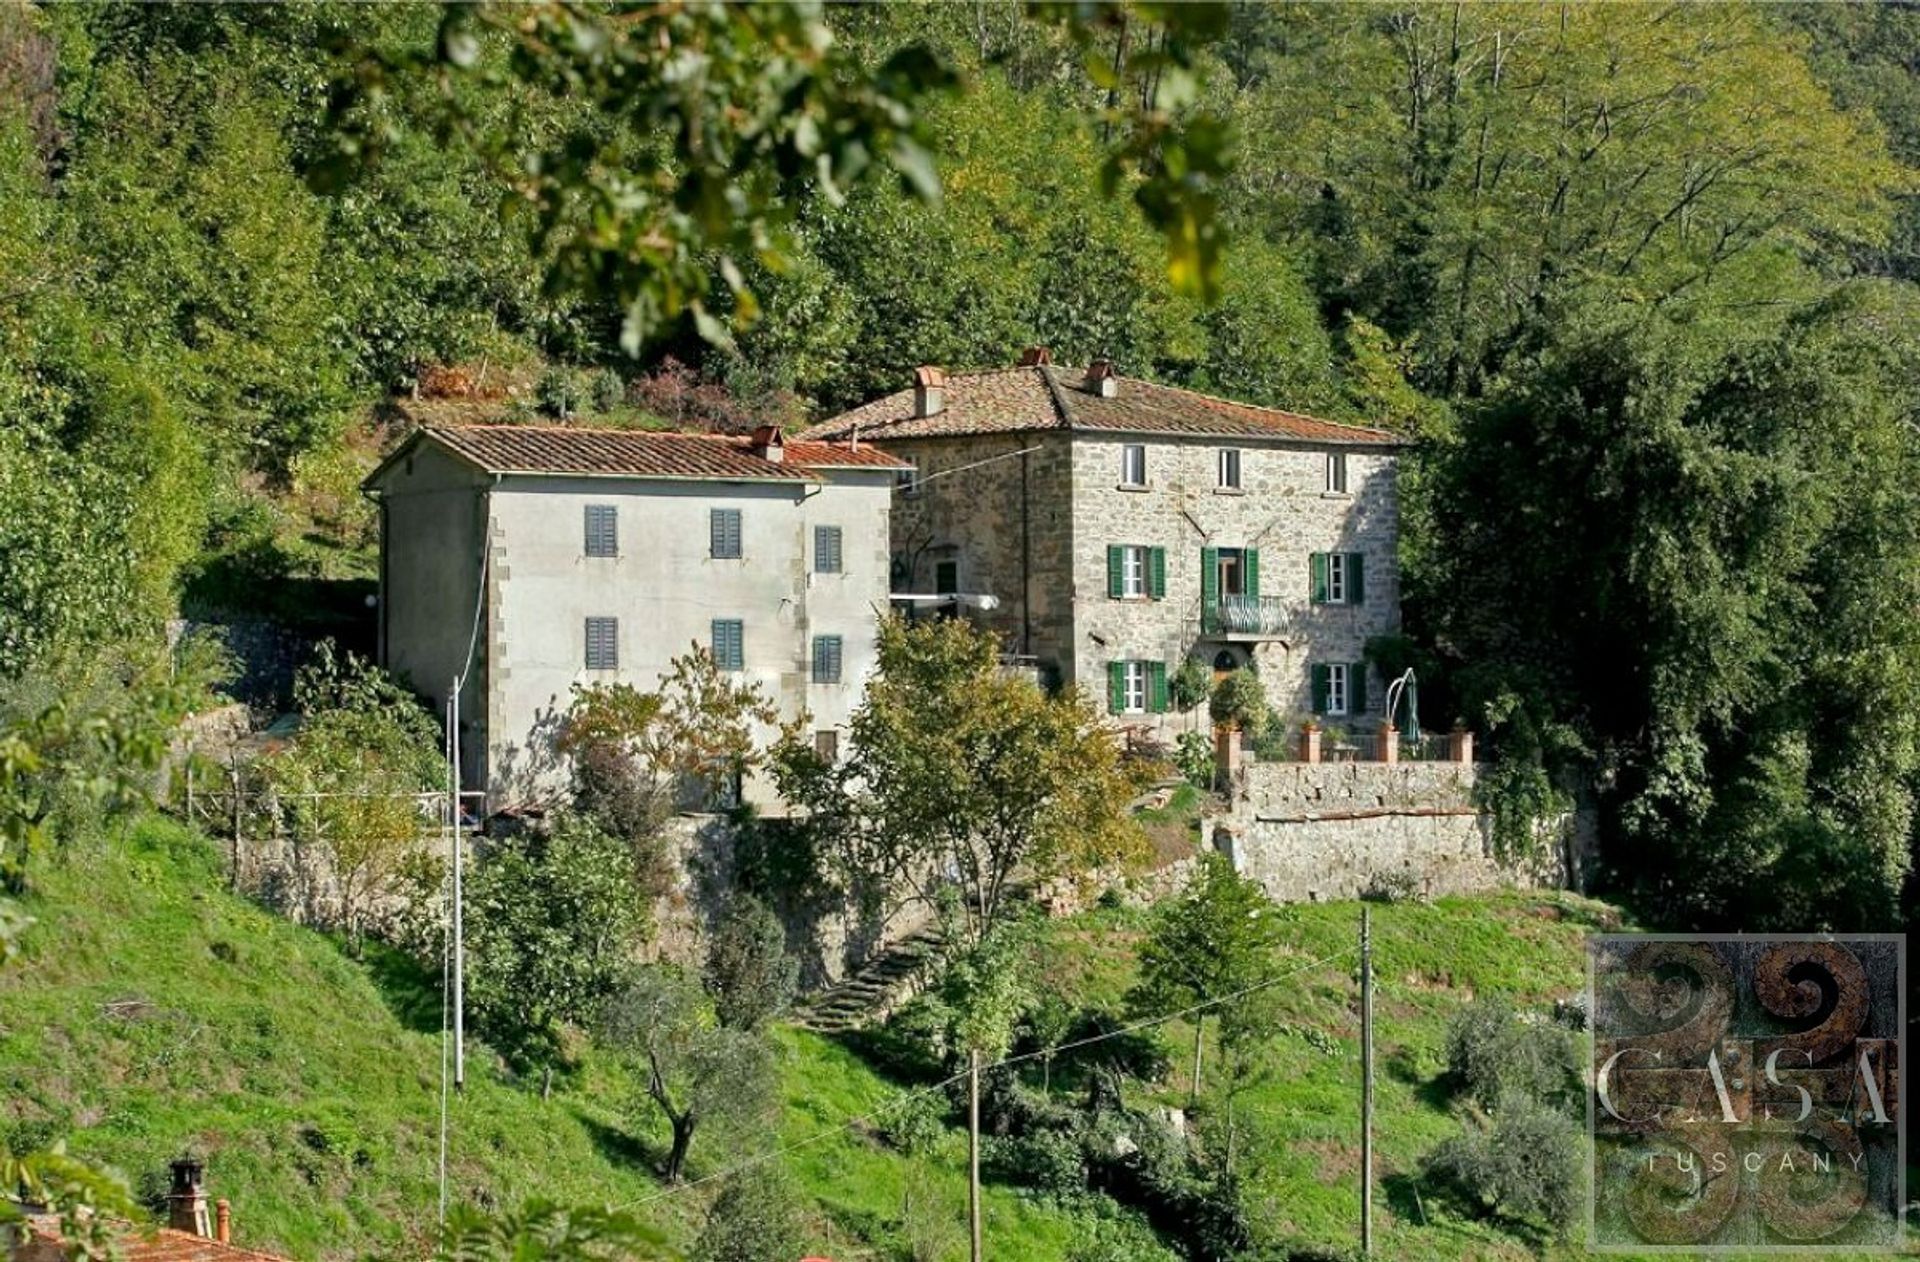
[1203,594,1293,638]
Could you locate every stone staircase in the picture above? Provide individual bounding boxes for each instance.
[795,923,947,1033]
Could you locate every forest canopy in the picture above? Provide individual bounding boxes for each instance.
[2,0,1918,932]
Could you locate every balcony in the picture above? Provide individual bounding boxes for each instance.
[1203,594,1293,639]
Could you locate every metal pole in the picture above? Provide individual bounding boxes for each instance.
[450,683,465,1091]
[969,1047,982,1262]
[1361,906,1374,1257]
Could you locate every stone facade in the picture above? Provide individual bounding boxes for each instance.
[1068,434,1400,729]
[1212,761,1573,904]
[882,427,1401,728]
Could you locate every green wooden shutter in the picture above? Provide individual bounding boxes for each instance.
[1107,661,1127,713]
[1244,548,1261,599]
[1107,545,1124,599]
[1311,664,1330,713]
[1149,661,1169,713]
[1349,661,1366,713]
[1148,547,1167,600]
[1200,547,1219,630]
[1310,552,1328,603]
[1349,553,1366,605]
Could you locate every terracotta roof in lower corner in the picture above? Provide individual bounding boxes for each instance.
[386,423,906,485]
[15,1216,293,1262]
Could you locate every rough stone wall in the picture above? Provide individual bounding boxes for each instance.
[1067,434,1401,733]
[645,813,936,990]
[1213,761,1570,904]
[882,432,1075,673]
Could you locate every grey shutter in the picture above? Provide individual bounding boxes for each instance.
[711,508,742,559]
[584,505,618,557]
[813,635,843,684]
[585,617,618,669]
[815,526,843,574]
[712,619,744,670]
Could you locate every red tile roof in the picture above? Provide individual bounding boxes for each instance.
[798,365,1402,446]
[16,1216,291,1262]
[396,424,906,484]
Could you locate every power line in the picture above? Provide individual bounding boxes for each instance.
[609,943,1359,1214]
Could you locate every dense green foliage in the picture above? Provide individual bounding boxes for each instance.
[12,3,1918,942]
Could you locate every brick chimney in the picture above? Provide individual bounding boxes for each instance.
[216,1200,231,1245]
[1018,346,1051,366]
[167,1158,211,1239]
[912,366,946,418]
[748,424,784,463]
[1085,359,1118,398]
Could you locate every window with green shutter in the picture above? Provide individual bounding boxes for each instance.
[1310,663,1330,713]
[1349,660,1367,713]
[1107,661,1127,713]
[1200,546,1220,630]
[1349,554,1366,605]
[1310,552,1329,603]
[1107,545,1125,599]
[1148,547,1167,600]
[1148,661,1169,713]
[1244,548,1260,599]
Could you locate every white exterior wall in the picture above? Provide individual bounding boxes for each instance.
[483,471,893,806]
[1067,434,1401,733]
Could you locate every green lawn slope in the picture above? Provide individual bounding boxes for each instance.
[0,818,1089,1261]
[9,816,1895,1261]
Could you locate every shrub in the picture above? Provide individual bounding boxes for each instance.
[991,1125,1086,1201]
[536,365,589,419]
[694,1166,805,1262]
[876,1087,948,1157]
[1173,731,1214,790]
[702,893,798,1030]
[1422,1093,1581,1231]
[1359,869,1421,904]
[1065,1210,1179,1262]
[1444,996,1580,1111]
[1168,657,1212,713]
[1208,669,1269,738]
[587,367,626,414]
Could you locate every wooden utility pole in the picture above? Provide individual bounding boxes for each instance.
[1361,906,1374,1257]
[969,1047,982,1262]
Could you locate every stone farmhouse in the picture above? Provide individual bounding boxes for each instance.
[363,423,905,806]
[800,352,1407,738]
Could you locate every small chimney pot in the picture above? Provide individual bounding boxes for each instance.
[1085,359,1119,398]
[168,1158,211,1239]
[912,366,946,418]
[748,424,784,463]
[216,1201,231,1245]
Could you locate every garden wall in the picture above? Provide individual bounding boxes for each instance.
[1212,761,1577,903]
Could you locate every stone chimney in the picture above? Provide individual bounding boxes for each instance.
[1018,346,1051,366]
[748,424,784,463]
[167,1158,211,1239]
[912,366,946,418]
[1085,359,1119,398]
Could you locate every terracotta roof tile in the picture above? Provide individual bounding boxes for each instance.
[798,365,1401,447]
[18,1217,292,1262]
[407,424,905,483]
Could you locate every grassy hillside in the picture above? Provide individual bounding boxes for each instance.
[8,817,1898,1261]
[0,818,1088,1261]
